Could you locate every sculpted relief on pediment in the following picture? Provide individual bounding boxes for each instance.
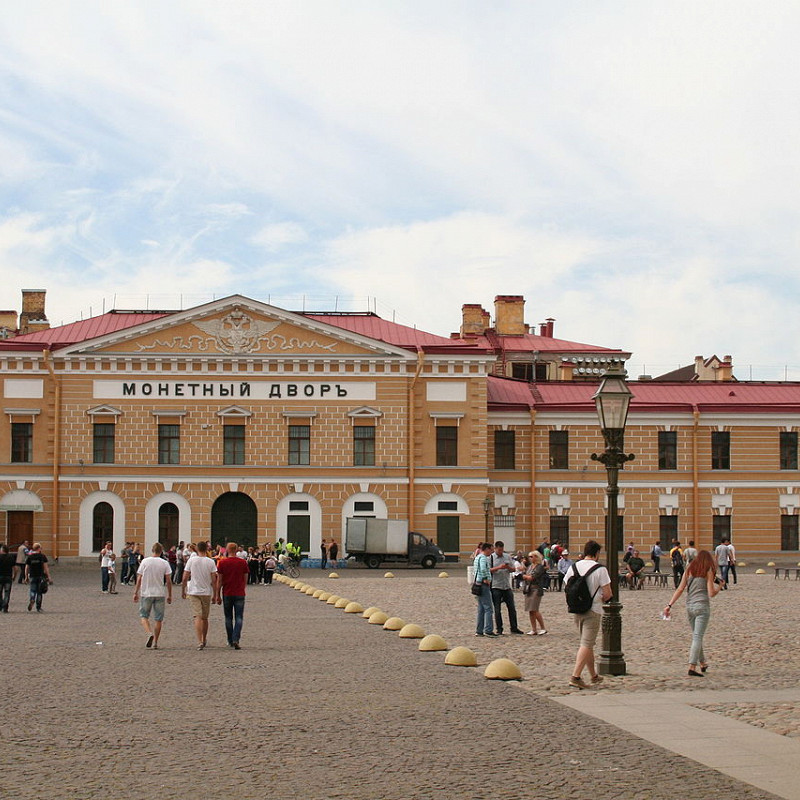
[135,308,340,355]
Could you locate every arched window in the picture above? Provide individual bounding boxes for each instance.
[158,502,180,549]
[92,502,114,552]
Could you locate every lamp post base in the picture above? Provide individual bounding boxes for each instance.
[597,600,627,676]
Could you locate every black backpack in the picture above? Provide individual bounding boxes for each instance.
[565,563,602,614]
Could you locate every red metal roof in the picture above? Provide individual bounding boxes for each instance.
[304,313,486,352]
[488,377,800,413]
[0,311,171,350]
[476,332,625,354]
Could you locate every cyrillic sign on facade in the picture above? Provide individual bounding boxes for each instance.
[92,380,376,401]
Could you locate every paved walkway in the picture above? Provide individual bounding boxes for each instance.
[2,563,792,799]
[555,688,800,800]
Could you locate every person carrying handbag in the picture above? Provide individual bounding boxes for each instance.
[472,543,496,637]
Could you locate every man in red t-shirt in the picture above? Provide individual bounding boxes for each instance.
[216,542,251,650]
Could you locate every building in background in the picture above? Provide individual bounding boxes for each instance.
[1,290,798,559]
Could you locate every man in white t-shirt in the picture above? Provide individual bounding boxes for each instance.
[100,541,114,593]
[563,539,612,690]
[133,542,173,649]
[181,540,220,650]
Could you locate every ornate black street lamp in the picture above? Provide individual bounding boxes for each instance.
[482,495,492,543]
[591,365,635,676]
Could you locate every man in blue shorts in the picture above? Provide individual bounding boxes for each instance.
[133,542,173,649]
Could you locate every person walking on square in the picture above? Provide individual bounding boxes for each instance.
[726,540,738,586]
[216,542,250,649]
[670,541,684,588]
[0,544,19,612]
[181,540,219,650]
[473,542,496,637]
[16,540,29,584]
[650,542,662,573]
[563,540,611,689]
[714,538,731,588]
[328,538,339,568]
[663,549,722,676]
[100,541,114,593]
[320,539,328,570]
[107,553,118,594]
[522,551,548,635]
[25,543,51,612]
[490,541,523,635]
[133,542,173,649]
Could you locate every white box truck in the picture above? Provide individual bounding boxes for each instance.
[345,518,444,569]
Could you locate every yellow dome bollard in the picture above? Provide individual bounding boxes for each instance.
[312,589,324,598]
[767,562,776,567]
[326,595,341,605]
[383,616,406,631]
[755,568,766,574]
[294,583,306,591]
[289,580,298,588]
[438,571,449,578]
[445,647,478,667]
[398,623,425,639]
[328,572,340,579]
[344,602,364,614]
[384,572,395,578]
[737,561,746,567]
[484,658,522,681]
[418,634,448,651]
[368,611,389,625]
[304,587,316,595]
[334,597,350,608]
[318,592,332,601]
[361,606,381,618]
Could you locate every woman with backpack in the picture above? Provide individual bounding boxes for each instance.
[522,551,548,635]
[663,550,723,676]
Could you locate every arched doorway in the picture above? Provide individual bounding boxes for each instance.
[93,502,114,552]
[211,492,257,549]
[158,502,180,550]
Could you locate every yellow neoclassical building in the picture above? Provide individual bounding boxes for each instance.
[1,290,799,559]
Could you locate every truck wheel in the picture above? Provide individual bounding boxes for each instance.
[420,556,436,569]
[365,555,382,569]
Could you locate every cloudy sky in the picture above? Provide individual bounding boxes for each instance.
[2,1,799,378]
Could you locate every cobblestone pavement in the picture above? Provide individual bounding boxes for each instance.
[1,563,789,800]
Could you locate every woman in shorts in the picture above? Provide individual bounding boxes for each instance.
[522,551,547,635]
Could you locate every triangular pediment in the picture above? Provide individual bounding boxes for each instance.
[58,296,415,359]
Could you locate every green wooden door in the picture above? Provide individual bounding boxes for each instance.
[211,492,257,549]
[436,516,460,554]
[287,515,311,555]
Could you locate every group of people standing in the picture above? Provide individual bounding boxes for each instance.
[0,542,52,612]
[319,538,339,570]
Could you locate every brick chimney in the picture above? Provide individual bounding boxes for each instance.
[460,304,490,337]
[19,289,49,334]
[0,309,18,334]
[716,355,733,382]
[494,295,527,336]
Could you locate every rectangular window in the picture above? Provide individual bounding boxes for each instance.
[511,363,533,381]
[712,515,731,548]
[353,425,375,466]
[549,430,569,469]
[436,426,458,467]
[658,431,677,470]
[11,422,33,463]
[549,516,569,550]
[353,501,374,513]
[659,515,678,550]
[711,431,730,470]
[780,432,798,470]
[93,423,115,464]
[158,424,180,465]
[288,425,310,465]
[223,425,245,466]
[493,430,516,470]
[781,515,799,550]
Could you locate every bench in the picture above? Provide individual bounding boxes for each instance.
[774,567,800,580]
[618,570,670,588]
